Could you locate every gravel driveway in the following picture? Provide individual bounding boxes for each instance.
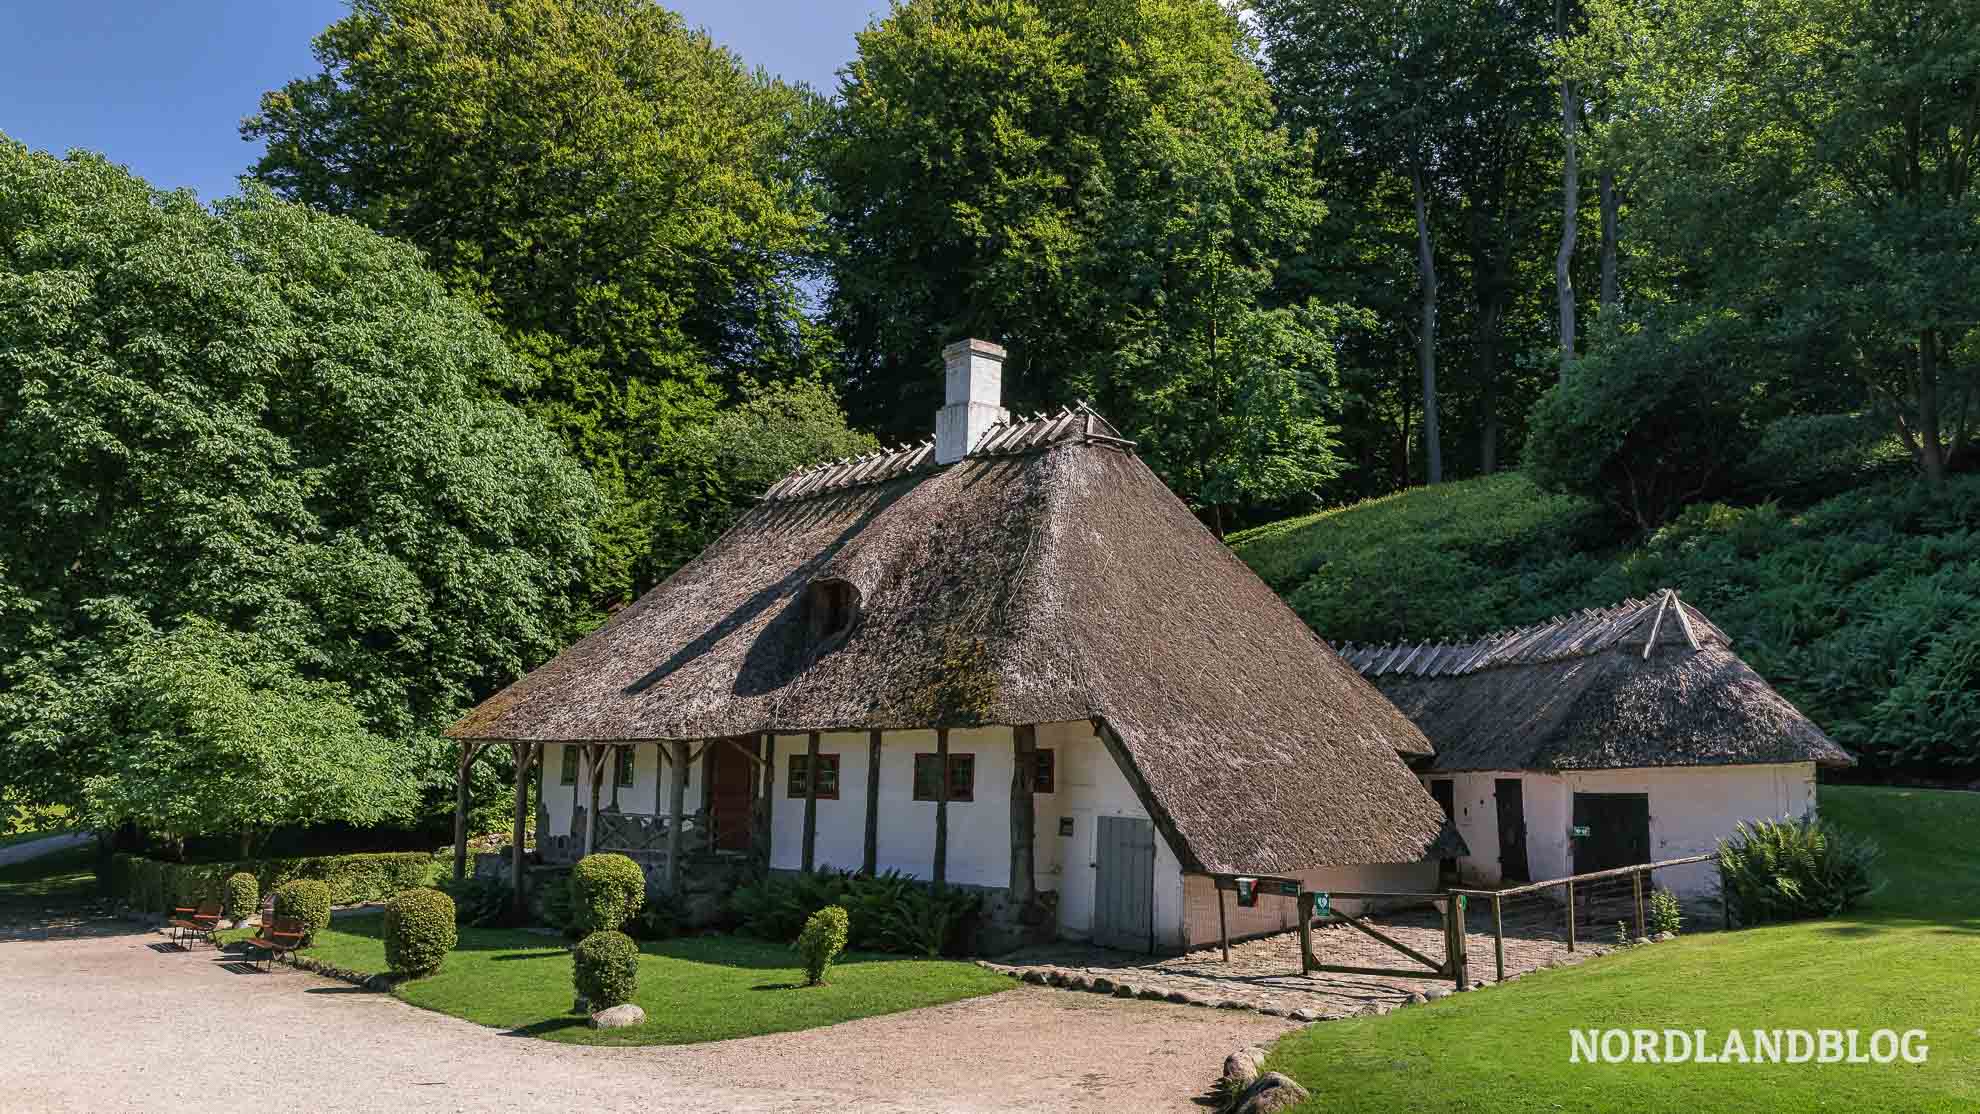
[1,923,1291,1113]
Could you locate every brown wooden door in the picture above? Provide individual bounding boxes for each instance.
[709,739,755,851]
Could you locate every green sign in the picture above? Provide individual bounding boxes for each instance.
[1571,825,1592,838]
[1312,892,1330,918]
[1278,880,1301,897]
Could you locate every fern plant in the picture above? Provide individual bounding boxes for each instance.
[1648,888,1683,935]
[1717,814,1881,926]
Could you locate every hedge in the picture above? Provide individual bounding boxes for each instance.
[106,851,442,914]
[384,887,458,977]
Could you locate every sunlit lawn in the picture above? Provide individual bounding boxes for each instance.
[224,914,1014,1045]
[1266,786,1980,1112]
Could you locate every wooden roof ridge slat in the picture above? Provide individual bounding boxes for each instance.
[1669,588,1705,650]
[1641,590,1673,660]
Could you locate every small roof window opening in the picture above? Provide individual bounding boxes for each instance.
[806,578,861,648]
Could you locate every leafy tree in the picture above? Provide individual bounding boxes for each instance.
[820,0,1350,527]
[0,139,596,837]
[1581,0,1980,486]
[245,0,834,606]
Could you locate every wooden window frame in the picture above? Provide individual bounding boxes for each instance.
[558,745,578,786]
[913,753,974,802]
[614,746,636,785]
[1032,747,1055,794]
[787,753,840,800]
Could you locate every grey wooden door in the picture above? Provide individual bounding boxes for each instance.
[1094,815,1156,952]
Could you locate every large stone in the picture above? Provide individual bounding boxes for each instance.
[589,1003,646,1030]
[1231,1071,1310,1114]
[1222,1046,1267,1089]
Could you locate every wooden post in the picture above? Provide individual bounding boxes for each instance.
[1451,894,1468,990]
[1492,892,1505,983]
[1217,885,1231,963]
[933,727,949,886]
[862,730,881,875]
[756,734,774,864]
[1009,725,1036,905]
[801,731,820,873]
[1633,869,1646,939]
[666,740,688,894]
[510,741,530,919]
[584,745,603,857]
[1566,880,1576,952]
[452,741,478,883]
[1297,891,1315,974]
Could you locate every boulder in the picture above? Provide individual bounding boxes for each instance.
[1222,1046,1267,1089]
[1090,976,1116,994]
[1230,1071,1310,1114]
[589,1003,646,1030]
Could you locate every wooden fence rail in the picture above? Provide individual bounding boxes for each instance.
[1449,852,1721,983]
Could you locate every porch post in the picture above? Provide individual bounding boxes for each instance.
[755,734,774,865]
[584,744,604,857]
[801,731,820,872]
[452,740,479,882]
[862,730,881,875]
[1009,725,1036,904]
[510,741,531,919]
[667,740,688,894]
[934,727,949,886]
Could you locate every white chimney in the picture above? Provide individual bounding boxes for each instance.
[935,338,1009,465]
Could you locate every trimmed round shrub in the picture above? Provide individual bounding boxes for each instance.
[224,872,259,920]
[384,887,458,977]
[572,930,640,1010]
[271,878,332,944]
[797,904,850,986]
[569,853,646,936]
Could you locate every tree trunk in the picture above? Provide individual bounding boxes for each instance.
[667,739,688,893]
[1476,251,1508,475]
[1010,726,1037,906]
[1599,170,1619,312]
[1556,0,1580,379]
[1410,167,1443,485]
[1920,328,1947,485]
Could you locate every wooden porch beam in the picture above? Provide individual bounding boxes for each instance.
[509,741,534,919]
[666,740,688,894]
[862,730,881,875]
[451,739,490,883]
[801,731,820,873]
[1010,725,1036,904]
[934,727,949,886]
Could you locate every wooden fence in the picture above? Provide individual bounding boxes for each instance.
[1449,852,1721,983]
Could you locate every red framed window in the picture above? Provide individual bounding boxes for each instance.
[913,753,974,802]
[787,753,840,800]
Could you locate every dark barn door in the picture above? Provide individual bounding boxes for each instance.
[708,739,755,852]
[1494,778,1530,883]
[1428,779,1458,883]
[1572,792,1651,873]
[1094,816,1156,952]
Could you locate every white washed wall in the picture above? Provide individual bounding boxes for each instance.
[1424,763,1818,899]
[540,741,700,842]
[1035,720,1188,950]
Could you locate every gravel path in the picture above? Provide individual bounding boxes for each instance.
[0,833,90,868]
[0,923,1292,1113]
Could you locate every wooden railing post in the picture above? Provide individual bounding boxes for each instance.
[1297,891,1316,974]
[1217,885,1231,963]
[1451,894,1468,990]
[1566,879,1576,952]
[1492,892,1505,983]
[1633,869,1646,939]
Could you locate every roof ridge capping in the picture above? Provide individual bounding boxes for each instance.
[1348,588,1729,678]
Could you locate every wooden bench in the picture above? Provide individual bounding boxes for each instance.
[167,900,223,948]
[245,915,307,971]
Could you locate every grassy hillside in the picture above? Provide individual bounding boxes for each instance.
[1230,472,1980,772]
[1268,785,1980,1113]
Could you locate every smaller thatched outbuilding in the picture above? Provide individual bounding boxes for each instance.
[1341,591,1854,898]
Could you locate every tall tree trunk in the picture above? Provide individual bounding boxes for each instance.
[1476,289,1505,474]
[1556,0,1579,378]
[1410,166,1443,485]
[1599,170,1619,312]
[1920,328,1947,485]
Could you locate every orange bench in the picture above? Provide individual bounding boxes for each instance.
[245,915,307,971]
[167,900,223,948]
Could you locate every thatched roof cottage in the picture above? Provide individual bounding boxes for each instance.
[449,339,1452,952]
[1341,591,1854,898]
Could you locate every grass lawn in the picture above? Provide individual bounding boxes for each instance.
[0,844,98,918]
[224,915,1014,1045]
[1265,785,1980,1112]
[0,829,71,851]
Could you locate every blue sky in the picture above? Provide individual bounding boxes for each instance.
[0,2,883,203]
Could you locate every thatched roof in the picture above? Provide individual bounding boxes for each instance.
[1342,592,1855,772]
[451,406,1449,873]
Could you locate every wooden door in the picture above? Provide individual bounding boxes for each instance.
[1494,778,1530,883]
[1428,779,1458,883]
[708,739,755,852]
[1094,816,1156,952]
[1572,792,1650,873]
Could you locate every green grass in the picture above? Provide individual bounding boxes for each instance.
[0,829,70,851]
[223,915,1014,1045]
[0,844,98,917]
[1265,786,1980,1112]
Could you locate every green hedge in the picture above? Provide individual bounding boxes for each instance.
[272,878,333,943]
[385,887,458,976]
[106,851,442,914]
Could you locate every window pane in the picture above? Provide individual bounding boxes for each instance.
[913,754,940,801]
[787,754,808,799]
[1033,748,1055,793]
[816,755,840,800]
[949,754,974,802]
[559,746,577,786]
[616,747,635,784]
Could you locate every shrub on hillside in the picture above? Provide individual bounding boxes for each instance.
[797,905,850,986]
[1649,888,1683,936]
[271,878,333,943]
[224,872,258,920]
[384,887,457,977]
[1737,412,1911,505]
[441,875,513,928]
[1718,815,1880,926]
[569,853,646,936]
[573,930,640,1010]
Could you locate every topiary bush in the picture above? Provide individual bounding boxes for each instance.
[569,853,646,936]
[224,871,259,920]
[572,930,640,1010]
[384,887,458,977]
[271,878,333,944]
[1718,814,1881,926]
[796,904,850,986]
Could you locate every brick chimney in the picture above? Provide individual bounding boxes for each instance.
[935,338,1009,465]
